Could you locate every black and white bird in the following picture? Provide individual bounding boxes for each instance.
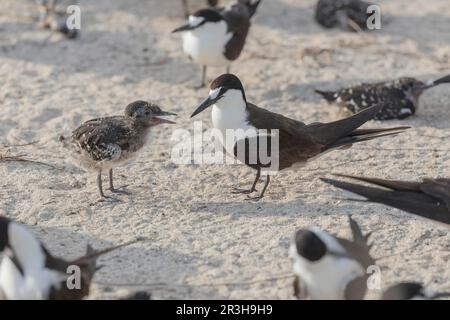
[60,101,176,199]
[0,216,139,300]
[321,174,450,227]
[172,0,262,87]
[289,216,374,300]
[190,74,409,200]
[181,0,219,18]
[37,0,78,39]
[382,282,450,300]
[315,75,450,120]
[315,0,374,32]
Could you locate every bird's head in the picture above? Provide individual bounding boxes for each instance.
[191,74,247,118]
[291,229,327,262]
[125,101,176,127]
[396,78,428,98]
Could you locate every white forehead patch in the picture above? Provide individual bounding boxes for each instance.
[188,16,205,27]
[209,88,221,99]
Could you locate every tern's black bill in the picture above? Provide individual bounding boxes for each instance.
[172,23,198,33]
[190,95,220,118]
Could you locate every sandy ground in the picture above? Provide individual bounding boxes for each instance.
[0,0,450,299]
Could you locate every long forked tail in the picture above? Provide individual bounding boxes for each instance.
[315,89,338,102]
[320,175,450,226]
[310,104,410,148]
[329,126,410,149]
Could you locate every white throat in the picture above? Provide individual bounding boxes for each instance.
[211,89,252,135]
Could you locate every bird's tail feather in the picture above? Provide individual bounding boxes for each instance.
[314,103,410,148]
[329,126,410,149]
[320,177,450,226]
[315,89,337,102]
[332,174,421,192]
[309,104,387,146]
[347,215,371,249]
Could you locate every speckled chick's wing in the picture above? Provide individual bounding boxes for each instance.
[71,116,134,162]
[334,80,418,120]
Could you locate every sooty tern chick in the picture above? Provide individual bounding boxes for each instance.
[316,74,450,120]
[190,74,409,201]
[173,0,262,87]
[0,216,139,300]
[60,101,176,200]
[289,215,374,300]
[322,174,450,227]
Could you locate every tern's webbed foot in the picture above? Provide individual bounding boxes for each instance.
[232,187,257,195]
[97,195,123,203]
[245,194,264,202]
[109,184,131,195]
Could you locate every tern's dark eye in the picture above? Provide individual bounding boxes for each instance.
[145,111,150,115]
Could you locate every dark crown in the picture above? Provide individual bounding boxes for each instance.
[211,74,245,92]
[294,229,327,262]
[192,9,223,23]
[125,101,161,117]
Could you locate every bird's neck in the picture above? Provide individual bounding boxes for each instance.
[211,90,249,131]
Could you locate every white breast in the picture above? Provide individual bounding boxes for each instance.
[290,229,365,300]
[0,222,63,299]
[182,21,232,67]
[211,89,256,156]
[8,223,46,272]
[0,254,62,300]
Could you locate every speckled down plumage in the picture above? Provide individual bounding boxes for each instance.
[316,75,450,120]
